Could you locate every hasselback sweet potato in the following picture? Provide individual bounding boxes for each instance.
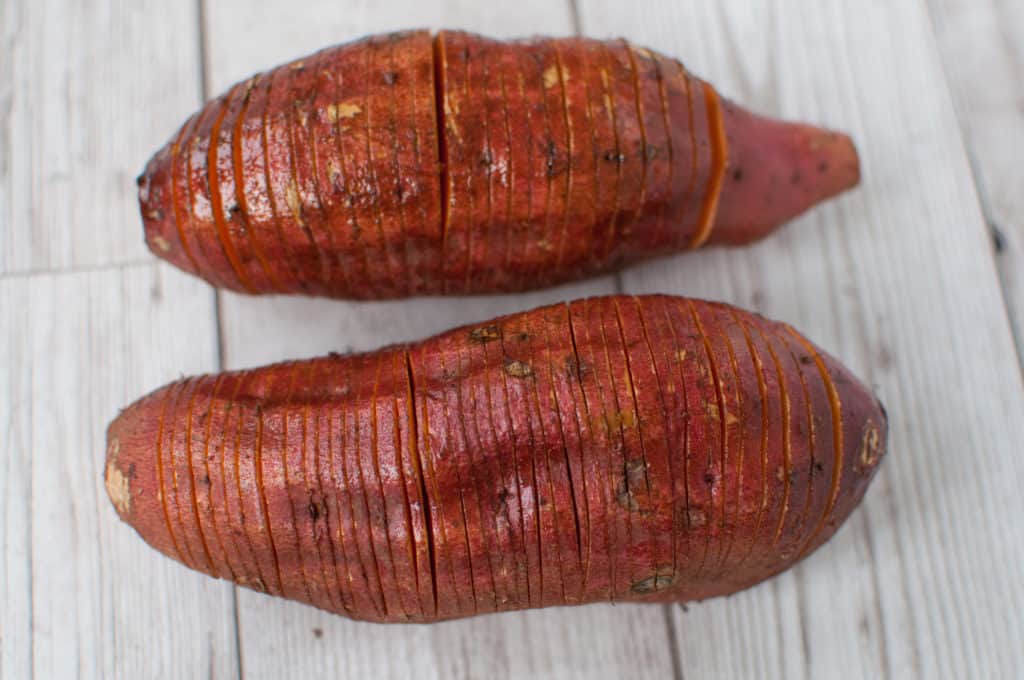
[138,30,859,298]
[105,295,886,622]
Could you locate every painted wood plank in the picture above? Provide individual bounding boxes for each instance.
[0,264,239,679]
[0,0,203,274]
[927,0,1024,359]
[0,279,32,680]
[203,1,678,678]
[578,0,1024,678]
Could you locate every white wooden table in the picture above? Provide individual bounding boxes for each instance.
[3,1,1023,677]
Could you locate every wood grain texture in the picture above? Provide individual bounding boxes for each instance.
[5,0,1023,677]
[203,1,673,677]
[0,265,238,679]
[926,0,1024,360]
[0,0,204,274]
[578,0,1024,678]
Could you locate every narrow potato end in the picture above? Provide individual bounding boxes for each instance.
[827,353,888,480]
[806,349,887,558]
[104,387,183,562]
[709,102,861,245]
[137,148,201,276]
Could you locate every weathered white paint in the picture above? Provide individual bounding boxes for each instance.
[4,0,1023,677]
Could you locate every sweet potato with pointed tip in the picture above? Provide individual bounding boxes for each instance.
[138,30,859,298]
[105,294,885,623]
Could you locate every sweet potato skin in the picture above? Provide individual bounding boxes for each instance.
[139,31,859,298]
[105,295,886,623]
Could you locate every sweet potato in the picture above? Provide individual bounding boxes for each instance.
[105,295,886,622]
[139,30,859,298]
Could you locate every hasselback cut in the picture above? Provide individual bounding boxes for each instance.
[105,295,886,622]
[138,31,859,298]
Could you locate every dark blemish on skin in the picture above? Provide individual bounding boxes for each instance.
[800,355,814,365]
[136,174,145,186]
[617,460,647,512]
[631,570,676,594]
[200,475,211,486]
[625,459,647,487]
[544,140,567,176]
[645,144,659,160]
[616,489,640,512]
[817,161,829,174]
[566,355,589,379]
[704,471,715,487]
[469,325,501,343]
[791,169,802,184]
[383,71,398,85]
[479,150,494,167]
[308,501,320,521]
[497,487,511,513]
[604,150,625,164]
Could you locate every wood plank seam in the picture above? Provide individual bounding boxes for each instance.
[921,0,1024,373]
[570,0,687,674]
[196,0,245,674]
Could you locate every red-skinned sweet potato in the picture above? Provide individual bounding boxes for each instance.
[139,31,859,298]
[105,295,886,623]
